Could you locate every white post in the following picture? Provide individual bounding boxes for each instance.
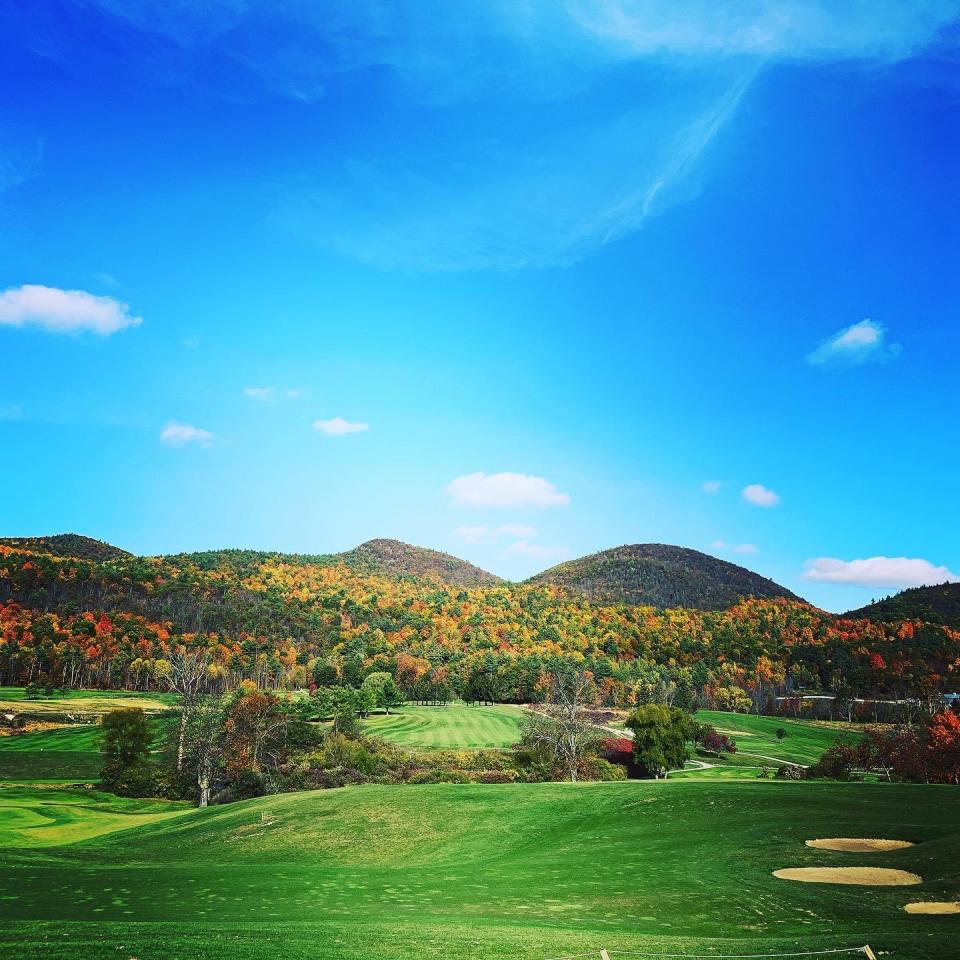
[599,951,610,960]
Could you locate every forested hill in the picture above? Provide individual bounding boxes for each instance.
[527,543,802,610]
[0,536,957,706]
[331,538,502,587]
[844,582,960,629]
[0,534,131,562]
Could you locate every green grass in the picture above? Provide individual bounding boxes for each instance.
[694,711,863,766]
[0,725,104,783]
[361,703,524,749]
[0,787,188,847]
[0,687,178,716]
[0,780,957,959]
[0,711,174,784]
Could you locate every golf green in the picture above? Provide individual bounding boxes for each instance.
[361,703,524,749]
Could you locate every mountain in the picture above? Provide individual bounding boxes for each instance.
[0,533,131,562]
[843,582,960,629]
[526,543,802,610]
[332,539,503,588]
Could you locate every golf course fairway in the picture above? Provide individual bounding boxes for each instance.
[1,780,958,960]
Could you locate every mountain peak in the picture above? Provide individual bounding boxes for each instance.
[336,538,502,588]
[526,542,802,610]
[843,581,960,628]
[0,533,132,562]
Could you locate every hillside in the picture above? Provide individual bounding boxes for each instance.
[332,538,502,587]
[527,543,802,610]
[0,533,131,562]
[843,581,960,628]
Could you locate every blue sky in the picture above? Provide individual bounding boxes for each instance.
[1,2,958,611]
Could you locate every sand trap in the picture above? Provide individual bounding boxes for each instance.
[774,867,922,886]
[904,902,960,915]
[806,838,914,853]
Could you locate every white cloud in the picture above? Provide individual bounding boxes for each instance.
[701,480,722,494]
[742,483,780,508]
[160,421,214,448]
[0,284,142,335]
[453,523,537,544]
[446,472,570,508]
[313,417,369,436]
[504,540,571,561]
[803,556,960,589]
[244,386,274,400]
[711,539,758,556]
[808,319,901,366]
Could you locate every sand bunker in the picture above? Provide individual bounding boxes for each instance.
[904,902,960,915]
[774,867,922,886]
[806,838,914,853]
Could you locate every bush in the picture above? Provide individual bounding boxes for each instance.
[809,743,859,780]
[775,764,805,780]
[107,762,158,798]
[472,770,518,784]
[580,757,628,781]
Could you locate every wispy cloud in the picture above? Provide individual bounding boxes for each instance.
[0,137,42,194]
[807,319,901,366]
[93,271,120,289]
[160,421,214,448]
[243,386,274,401]
[454,523,537,544]
[742,483,780,508]
[711,539,758,555]
[40,3,957,271]
[504,539,571,561]
[803,556,959,589]
[284,67,756,271]
[313,417,369,436]
[568,2,958,61]
[0,284,142,335]
[446,472,570,508]
[62,2,959,100]
[701,480,722,494]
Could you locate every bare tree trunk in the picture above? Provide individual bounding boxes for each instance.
[177,709,188,772]
[199,755,211,808]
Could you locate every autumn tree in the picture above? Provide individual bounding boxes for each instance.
[520,672,599,782]
[221,689,306,795]
[157,645,211,772]
[179,698,225,807]
[926,709,960,784]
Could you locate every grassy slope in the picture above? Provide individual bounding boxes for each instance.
[693,711,862,766]
[1,781,958,960]
[0,726,104,782]
[361,704,524,749]
[0,687,178,713]
[0,787,188,847]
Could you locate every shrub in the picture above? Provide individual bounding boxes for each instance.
[775,764,806,781]
[580,757,628,781]
[809,743,859,780]
[697,727,737,755]
[472,770,517,784]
